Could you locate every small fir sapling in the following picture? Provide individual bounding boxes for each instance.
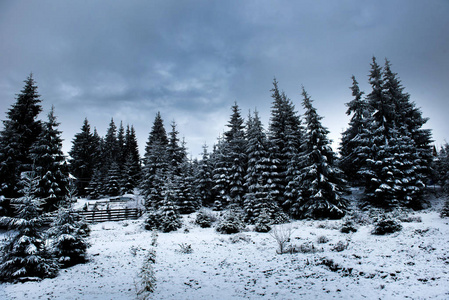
[254,209,272,233]
[440,200,449,218]
[372,218,402,235]
[195,209,217,228]
[136,249,157,299]
[215,210,245,234]
[47,208,90,268]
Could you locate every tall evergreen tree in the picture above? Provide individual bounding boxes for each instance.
[141,112,169,208]
[211,136,230,210]
[268,79,303,210]
[69,119,100,196]
[0,74,43,198]
[339,76,369,184]
[244,111,282,223]
[122,125,141,193]
[292,88,347,219]
[357,57,432,208]
[29,106,69,211]
[103,118,119,170]
[224,102,247,207]
[195,144,215,207]
[167,121,187,176]
[117,121,126,170]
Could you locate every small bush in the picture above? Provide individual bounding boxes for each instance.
[144,210,182,233]
[229,233,252,244]
[399,215,422,223]
[291,241,321,254]
[177,243,193,254]
[340,220,357,234]
[440,201,449,218]
[332,240,349,252]
[317,235,329,244]
[372,218,402,235]
[195,209,217,228]
[215,211,245,234]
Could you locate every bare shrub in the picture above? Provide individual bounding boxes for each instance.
[269,224,293,254]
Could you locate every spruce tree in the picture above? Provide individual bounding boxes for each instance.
[0,74,43,198]
[69,119,100,196]
[47,208,90,268]
[29,106,69,211]
[435,144,449,193]
[244,111,283,224]
[0,172,58,282]
[117,121,126,170]
[293,88,347,219]
[141,112,169,208]
[358,57,432,208]
[268,79,303,210]
[167,121,187,176]
[339,76,369,185]
[223,102,247,207]
[382,59,432,207]
[211,138,228,210]
[195,144,215,207]
[122,125,141,192]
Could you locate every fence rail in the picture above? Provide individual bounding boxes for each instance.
[77,208,142,223]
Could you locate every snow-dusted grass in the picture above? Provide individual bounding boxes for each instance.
[1,195,449,299]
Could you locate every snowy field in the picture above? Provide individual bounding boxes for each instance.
[1,194,449,299]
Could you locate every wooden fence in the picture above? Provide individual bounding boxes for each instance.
[77,208,142,223]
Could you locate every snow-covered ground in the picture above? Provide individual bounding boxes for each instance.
[1,193,449,299]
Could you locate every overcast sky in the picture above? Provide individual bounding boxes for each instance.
[1,0,448,158]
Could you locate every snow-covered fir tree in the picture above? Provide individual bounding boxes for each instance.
[211,137,231,210]
[47,208,90,268]
[141,112,169,209]
[223,102,247,207]
[382,59,433,208]
[0,74,43,198]
[174,162,199,214]
[167,121,187,176]
[104,162,121,197]
[339,76,369,185]
[268,79,303,210]
[357,57,432,208]
[292,88,347,219]
[29,106,69,211]
[144,179,182,232]
[0,172,58,282]
[69,119,101,196]
[195,144,215,207]
[435,143,449,193]
[121,125,141,192]
[243,111,283,224]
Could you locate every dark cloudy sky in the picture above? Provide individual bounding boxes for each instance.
[1,0,448,158]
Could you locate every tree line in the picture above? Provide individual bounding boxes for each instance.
[0,57,444,222]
